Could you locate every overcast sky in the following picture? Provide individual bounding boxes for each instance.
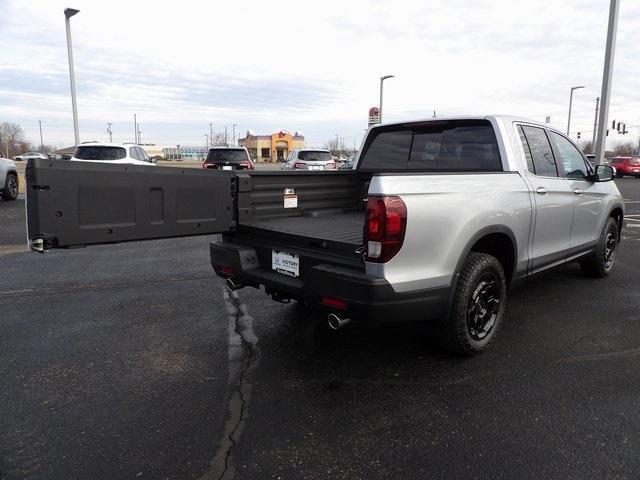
[1,0,639,149]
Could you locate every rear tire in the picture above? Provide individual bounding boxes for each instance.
[1,173,18,201]
[580,217,619,277]
[441,252,507,356]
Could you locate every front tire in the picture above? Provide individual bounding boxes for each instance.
[442,252,507,356]
[1,173,18,201]
[580,217,619,277]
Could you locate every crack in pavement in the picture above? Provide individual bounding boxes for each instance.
[201,288,259,480]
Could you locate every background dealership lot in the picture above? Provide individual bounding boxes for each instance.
[1,179,640,479]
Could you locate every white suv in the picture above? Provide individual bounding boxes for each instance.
[281,149,337,170]
[71,143,156,166]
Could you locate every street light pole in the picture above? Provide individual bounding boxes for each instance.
[133,114,137,144]
[591,97,600,148]
[38,120,44,150]
[232,123,237,146]
[205,134,209,149]
[594,0,621,165]
[379,75,395,124]
[566,85,585,136]
[64,8,80,146]
[107,122,112,143]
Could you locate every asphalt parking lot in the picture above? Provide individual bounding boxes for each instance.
[2,179,640,480]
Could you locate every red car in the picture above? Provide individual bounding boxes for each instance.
[202,147,255,170]
[609,156,640,178]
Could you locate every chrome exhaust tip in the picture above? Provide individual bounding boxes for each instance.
[225,278,244,292]
[327,313,351,330]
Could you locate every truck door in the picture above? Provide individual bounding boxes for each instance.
[26,159,235,251]
[547,131,606,253]
[517,125,575,272]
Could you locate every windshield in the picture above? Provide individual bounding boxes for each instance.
[298,151,331,162]
[358,120,502,172]
[205,149,248,163]
[74,146,127,160]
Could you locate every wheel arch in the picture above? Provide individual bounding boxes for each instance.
[453,225,518,288]
[609,205,624,236]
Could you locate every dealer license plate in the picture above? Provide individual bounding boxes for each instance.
[272,250,299,277]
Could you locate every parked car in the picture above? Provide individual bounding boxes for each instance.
[0,154,19,201]
[281,149,337,170]
[14,152,48,162]
[202,147,254,170]
[25,115,623,356]
[339,152,358,170]
[47,153,63,161]
[70,143,156,166]
[608,156,640,178]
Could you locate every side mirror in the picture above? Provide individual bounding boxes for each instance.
[594,165,614,182]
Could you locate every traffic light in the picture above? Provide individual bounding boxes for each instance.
[622,123,627,134]
[617,122,621,132]
[612,120,616,129]
[606,129,610,137]
[577,132,581,139]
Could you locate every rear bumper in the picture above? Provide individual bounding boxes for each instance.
[210,242,450,323]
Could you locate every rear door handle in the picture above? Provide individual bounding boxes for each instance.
[535,187,548,195]
[574,189,584,195]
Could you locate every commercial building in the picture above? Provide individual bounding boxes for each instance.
[238,129,305,162]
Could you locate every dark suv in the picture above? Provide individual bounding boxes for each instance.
[202,147,255,170]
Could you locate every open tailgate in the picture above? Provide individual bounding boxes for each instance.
[26,159,235,251]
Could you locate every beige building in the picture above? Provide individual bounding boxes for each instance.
[238,129,305,162]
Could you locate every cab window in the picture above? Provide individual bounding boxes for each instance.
[549,132,589,179]
[519,125,558,177]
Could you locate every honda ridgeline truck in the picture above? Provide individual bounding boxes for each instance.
[25,115,623,355]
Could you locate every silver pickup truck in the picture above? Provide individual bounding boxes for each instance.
[25,115,622,355]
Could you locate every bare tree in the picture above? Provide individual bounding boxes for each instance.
[323,136,346,157]
[611,141,636,157]
[210,132,227,146]
[0,122,27,157]
[579,141,593,154]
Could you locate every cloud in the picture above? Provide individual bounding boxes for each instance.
[1,0,639,148]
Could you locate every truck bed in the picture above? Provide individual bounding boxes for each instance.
[242,210,364,246]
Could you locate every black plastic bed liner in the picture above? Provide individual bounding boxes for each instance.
[240,211,364,246]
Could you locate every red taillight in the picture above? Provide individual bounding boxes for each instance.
[202,162,207,168]
[322,296,347,310]
[365,196,407,263]
[293,162,302,169]
[328,162,337,170]
[219,266,234,276]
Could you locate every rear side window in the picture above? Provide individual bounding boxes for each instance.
[74,146,126,160]
[358,120,502,172]
[206,149,247,163]
[519,126,558,177]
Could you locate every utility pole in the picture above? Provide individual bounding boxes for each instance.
[205,134,209,148]
[107,123,112,142]
[137,125,142,145]
[133,114,138,144]
[209,122,213,145]
[233,123,237,146]
[38,120,44,150]
[594,0,620,165]
[224,126,228,146]
[591,97,600,148]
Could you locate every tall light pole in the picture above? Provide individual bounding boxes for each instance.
[594,0,621,165]
[107,122,112,142]
[205,133,209,148]
[232,123,237,146]
[566,85,585,136]
[64,8,80,146]
[38,120,44,150]
[379,75,395,124]
[133,114,137,144]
